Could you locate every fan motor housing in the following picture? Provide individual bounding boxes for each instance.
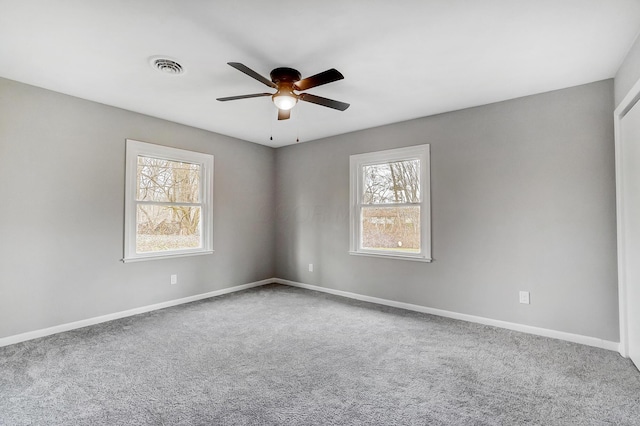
[270,67,301,84]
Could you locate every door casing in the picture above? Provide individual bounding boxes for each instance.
[614,76,640,359]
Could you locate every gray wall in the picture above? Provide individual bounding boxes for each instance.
[0,76,620,343]
[615,33,640,106]
[275,80,619,342]
[0,77,276,339]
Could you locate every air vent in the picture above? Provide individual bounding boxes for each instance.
[149,56,184,75]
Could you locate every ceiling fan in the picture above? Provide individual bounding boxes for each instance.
[217,62,350,120]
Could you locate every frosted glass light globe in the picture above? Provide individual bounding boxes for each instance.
[273,94,297,110]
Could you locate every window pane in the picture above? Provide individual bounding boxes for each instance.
[137,156,200,203]
[136,205,201,253]
[362,159,420,204]
[361,206,420,253]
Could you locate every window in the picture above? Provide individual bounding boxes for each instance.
[349,144,431,262]
[123,139,214,262]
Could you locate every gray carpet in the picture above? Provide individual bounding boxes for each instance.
[1,284,639,425]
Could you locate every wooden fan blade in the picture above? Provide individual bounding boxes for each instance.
[278,109,291,120]
[227,62,277,88]
[294,68,344,91]
[217,93,272,101]
[299,93,350,111]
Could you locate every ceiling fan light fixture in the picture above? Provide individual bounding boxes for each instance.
[218,63,349,120]
[273,92,297,110]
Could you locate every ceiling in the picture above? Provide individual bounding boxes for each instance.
[1,1,639,148]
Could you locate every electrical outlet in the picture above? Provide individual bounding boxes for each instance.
[170,274,178,285]
[519,291,530,304]
[308,263,313,272]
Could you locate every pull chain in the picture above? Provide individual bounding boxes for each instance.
[269,114,274,142]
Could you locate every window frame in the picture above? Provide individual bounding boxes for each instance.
[349,144,432,262]
[123,139,214,263]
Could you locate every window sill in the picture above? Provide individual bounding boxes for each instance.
[122,250,214,263]
[348,251,432,262]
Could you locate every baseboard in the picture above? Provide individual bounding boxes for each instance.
[2,277,621,354]
[0,279,273,348]
[274,278,621,353]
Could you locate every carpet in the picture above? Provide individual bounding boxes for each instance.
[1,284,639,425]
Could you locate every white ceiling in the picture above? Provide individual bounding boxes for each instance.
[1,0,639,148]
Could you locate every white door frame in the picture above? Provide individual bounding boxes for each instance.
[614,76,640,358]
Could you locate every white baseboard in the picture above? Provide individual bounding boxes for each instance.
[0,279,272,348]
[275,278,621,353]
[1,277,621,354]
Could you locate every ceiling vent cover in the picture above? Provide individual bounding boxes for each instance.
[150,57,184,75]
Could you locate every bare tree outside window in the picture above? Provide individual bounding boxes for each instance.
[361,159,421,253]
[136,156,202,253]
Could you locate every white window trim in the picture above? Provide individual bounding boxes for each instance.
[349,144,432,262]
[123,139,214,263]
